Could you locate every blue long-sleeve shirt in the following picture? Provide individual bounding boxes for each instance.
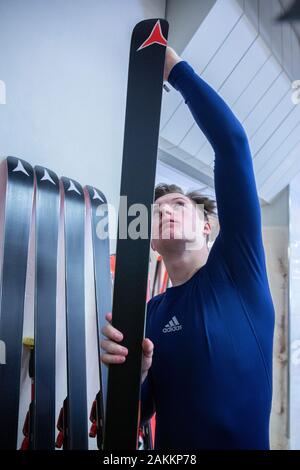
[141,60,275,450]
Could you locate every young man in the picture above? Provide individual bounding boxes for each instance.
[101,47,275,450]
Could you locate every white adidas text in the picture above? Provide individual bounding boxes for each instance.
[163,316,182,333]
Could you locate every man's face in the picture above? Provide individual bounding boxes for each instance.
[151,192,210,253]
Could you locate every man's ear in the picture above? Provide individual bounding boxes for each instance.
[204,221,211,236]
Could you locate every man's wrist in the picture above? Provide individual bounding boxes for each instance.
[168,58,183,79]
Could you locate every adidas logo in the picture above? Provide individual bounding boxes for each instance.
[162,316,182,333]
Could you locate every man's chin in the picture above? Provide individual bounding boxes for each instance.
[152,235,205,253]
[153,236,192,252]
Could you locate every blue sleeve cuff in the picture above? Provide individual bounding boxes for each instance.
[167,60,194,90]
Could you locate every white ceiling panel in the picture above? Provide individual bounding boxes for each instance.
[232,55,281,122]
[219,36,269,106]
[242,72,289,137]
[261,142,300,201]
[256,120,300,188]
[254,106,300,181]
[178,123,208,157]
[200,14,258,90]
[182,0,243,74]
[249,92,296,156]
[160,100,195,146]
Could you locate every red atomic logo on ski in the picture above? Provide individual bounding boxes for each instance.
[137,20,167,51]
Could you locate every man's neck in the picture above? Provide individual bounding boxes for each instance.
[162,246,209,287]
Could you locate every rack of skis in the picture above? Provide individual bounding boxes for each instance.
[0,156,169,450]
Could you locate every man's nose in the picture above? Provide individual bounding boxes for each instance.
[160,204,173,216]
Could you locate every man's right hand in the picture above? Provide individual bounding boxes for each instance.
[163,46,183,82]
[100,312,154,384]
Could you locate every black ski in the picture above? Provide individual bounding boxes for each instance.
[103,18,168,450]
[33,165,60,449]
[85,186,112,449]
[0,156,34,449]
[60,176,88,449]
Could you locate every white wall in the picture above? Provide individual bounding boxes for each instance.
[0,0,166,449]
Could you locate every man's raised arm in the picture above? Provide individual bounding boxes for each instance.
[166,53,267,282]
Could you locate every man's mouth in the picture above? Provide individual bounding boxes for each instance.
[160,219,177,229]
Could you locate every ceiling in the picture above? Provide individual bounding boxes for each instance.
[159,0,300,203]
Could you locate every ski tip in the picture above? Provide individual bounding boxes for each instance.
[132,17,168,40]
[6,156,33,178]
[61,176,83,196]
[133,18,169,55]
[34,165,59,187]
[84,185,107,204]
